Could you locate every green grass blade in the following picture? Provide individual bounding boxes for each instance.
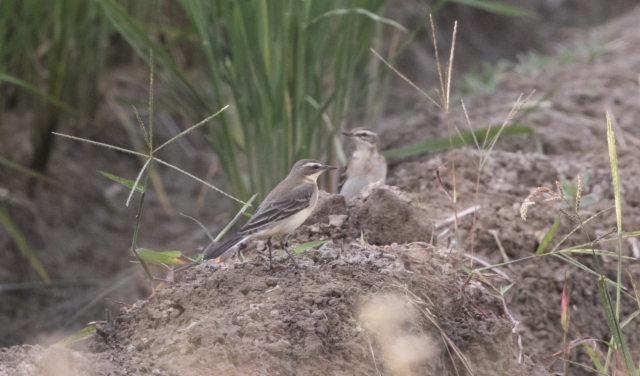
[382,124,534,158]
[0,205,50,283]
[62,273,136,329]
[180,213,215,242]
[0,279,100,293]
[536,217,560,255]
[0,73,79,115]
[0,156,59,185]
[125,158,151,207]
[52,132,149,158]
[445,0,535,18]
[606,112,624,323]
[57,323,98,346]
[308,8,407,32]
[583,343,605,373]
[598,277,637,375]
[136,248,186,265]
[98,171,145,193]
[215,193,258,242]
[551,249,634,259]
[620,310,640,329]
[292,240,326,255]
[499,282,515,295]
[153,105,229,154]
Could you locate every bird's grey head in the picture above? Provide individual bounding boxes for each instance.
[342,127,379,148]
[290,159,337,179]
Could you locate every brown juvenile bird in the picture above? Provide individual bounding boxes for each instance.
[339,128,387,199]
[204,159,336,269]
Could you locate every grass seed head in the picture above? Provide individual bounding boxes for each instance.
[575,175,582,211]
[520,186,561,221]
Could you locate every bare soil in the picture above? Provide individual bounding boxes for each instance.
[2,192,550,375]
[3,5,640,376]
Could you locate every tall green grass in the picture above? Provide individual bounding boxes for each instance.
[0,0,111,172]
[99,0,400,202]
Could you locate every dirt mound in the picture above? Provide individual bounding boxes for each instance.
[88,240,547,376]
[2,186,553,375]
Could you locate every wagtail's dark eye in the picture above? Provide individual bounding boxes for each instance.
[313,165,319,169]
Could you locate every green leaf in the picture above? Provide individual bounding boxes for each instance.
[597,277,637,375]
[0,156,59,185]
[583,342,604,373]
[57,323,98,346]
[499,283,515,296]
[552,248,634,259]
[136,248,186,264]
[180,213,214,242]
[620,310,640,329]
[292,240,326,255]
[0,73,80,115]
[537,217,560,255]
[446,0,535,18]
[98,171,145,193]
[0,205,50,283]
[460,262,473,276]
[382,124,534,159]
[360,231,365,247]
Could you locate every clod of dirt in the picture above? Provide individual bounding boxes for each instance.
[354,186,433,245]
[232,187,433,263]
[304,191,348,225]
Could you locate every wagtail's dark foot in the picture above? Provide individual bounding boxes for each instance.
[280,237,298,269]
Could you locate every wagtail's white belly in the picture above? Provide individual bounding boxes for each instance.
[341,150,387,199]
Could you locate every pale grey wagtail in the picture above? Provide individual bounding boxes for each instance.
[339,128,387,199]
[204,159,336,269]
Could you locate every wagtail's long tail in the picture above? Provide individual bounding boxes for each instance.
[203,233,249,260]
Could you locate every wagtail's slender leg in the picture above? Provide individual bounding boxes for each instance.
[280,235,298,269]
[339,128,387,199]
[267,237,274,271]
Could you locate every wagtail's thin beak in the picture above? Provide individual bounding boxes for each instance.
[341,131,353,137]
[325,164,338,170]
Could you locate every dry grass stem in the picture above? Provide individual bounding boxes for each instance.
[395,284,475,376]
[367,333,382,376]
[628,237,640,259]
[369,48,440,109]
[462,253,513,282]
[502,296,523,364]
[559,208,578,223]
[435,205,480,229]
[489,229,510,263]
[593,228,616,244]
